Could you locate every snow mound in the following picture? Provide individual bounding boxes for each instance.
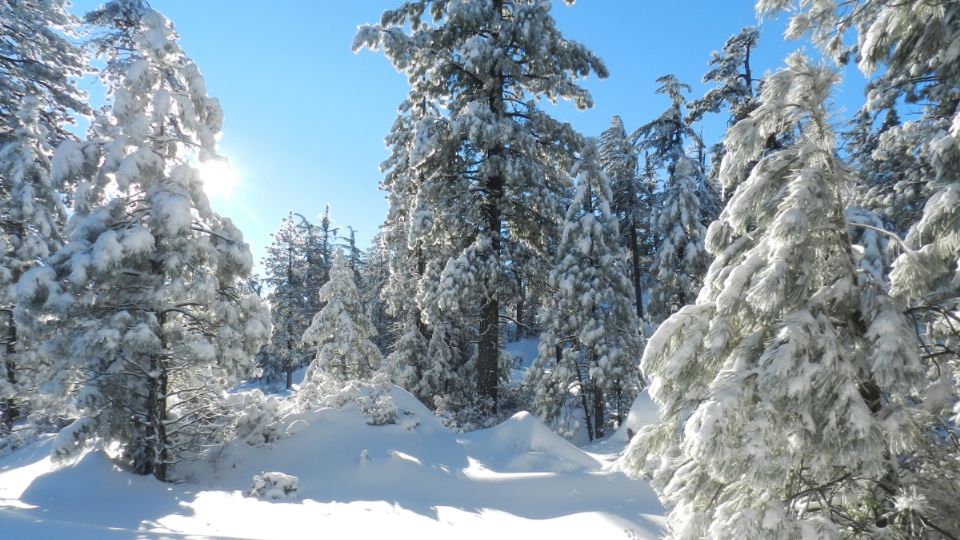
[247,472,299,500]
[610,390,660,443]
[0,385,664,539]
[464,411,601,473]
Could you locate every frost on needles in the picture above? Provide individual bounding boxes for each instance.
[625,54,926,539]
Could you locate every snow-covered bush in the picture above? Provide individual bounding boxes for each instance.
[434,394,497,433]
[228,390,287,446]
[299,372,398,426]
[247,472,299,501]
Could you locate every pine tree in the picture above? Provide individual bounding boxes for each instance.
[529,141,643,441]
[687,27,759,127]
[637,75,708,325]
[261,213,310,389]
[302,249,382,385]
[383,313,428,400]
[0,0,87,435]
[599,116,652,324]
[16,0,270,481]
[688,27,760,204]
[0,0,87,143]
[356,0,606,412]
[765,2,960,532]
[625,54,925,538]
[360,229,395,353]
[0,100,65,433]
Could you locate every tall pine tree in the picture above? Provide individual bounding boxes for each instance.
[529,141,643,441]
[0,0,87,435]
[355,0,606,412]
[301,249,382,385]
[637,76,708,325]
[626,54,925,538]
[16,0,269,481]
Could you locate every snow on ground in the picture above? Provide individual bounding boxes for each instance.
[506,337,540,383]
[0,386,664,539]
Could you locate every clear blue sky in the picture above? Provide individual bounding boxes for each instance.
[69,0,866,270]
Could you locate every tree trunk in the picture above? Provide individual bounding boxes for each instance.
[593,385,605,439]
[285,323,294,390]
[628,219,644,325]
[2,232,23,433]
[476,0,505,412]
[154,367,169,482]
[515,274,525,340]
[574,349,594,442]
[2,311,18,433]
[478,284,500,409]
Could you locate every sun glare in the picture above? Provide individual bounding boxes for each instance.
[196,159,239,198]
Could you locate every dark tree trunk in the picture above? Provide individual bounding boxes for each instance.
[574,350,594,442]
[477,279,500,409]
[477,0,505,412]
[154,367,169,482]
[2,311,18,433]
[627,219,644,325]
[2,229,23,433]
[593,385,605,439]
[515,273,525,340]
[285,323,294,390]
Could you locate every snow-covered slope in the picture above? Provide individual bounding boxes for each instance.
[0,386,663,539]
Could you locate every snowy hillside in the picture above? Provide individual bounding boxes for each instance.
[0,386,664,539]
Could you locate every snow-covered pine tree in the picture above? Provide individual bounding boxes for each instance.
[15,0,270,482]
[0,0,87,435]
[688,27,760,204]
[765,1,960,532]
[301,249,382,386]
[637,75,708,325]
[625,53,926,538]
[314,205,337,287]
[383,313,429,400]
[0,100,65,434]
[373,95,438,398]
[360,229,394,353]
[261,213,311,389]
[355,0,606,412]
[339,226,363,284]
[0,0,87,143]
[599,116,651,324]
[529,141,643,441]
[687,27,759,127]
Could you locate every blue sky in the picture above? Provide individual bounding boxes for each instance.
[69,0,867,270]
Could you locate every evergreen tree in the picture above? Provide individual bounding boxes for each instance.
[302,249,382,385]
[0,100,65,433]
[599,116,652,324]
[360,229,395,353]
[766,2,960,532]
[687,27,759,127]
[625,54,925,538]
[637,75,708,325]
[688,27,760,205]
[0,0,87,435]
[261,213,310,389]
[529,141,643,441]
[0,0,87,143]
[383,313,429,400]
[355,0,606,412]
[16,0,270,481]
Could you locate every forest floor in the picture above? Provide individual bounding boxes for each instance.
[0,339,664,539]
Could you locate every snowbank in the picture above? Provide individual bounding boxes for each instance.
[0,385,664,539]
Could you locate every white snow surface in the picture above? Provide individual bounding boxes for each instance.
[0,385,664,539]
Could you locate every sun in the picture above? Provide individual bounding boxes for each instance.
[196,158,239,198]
